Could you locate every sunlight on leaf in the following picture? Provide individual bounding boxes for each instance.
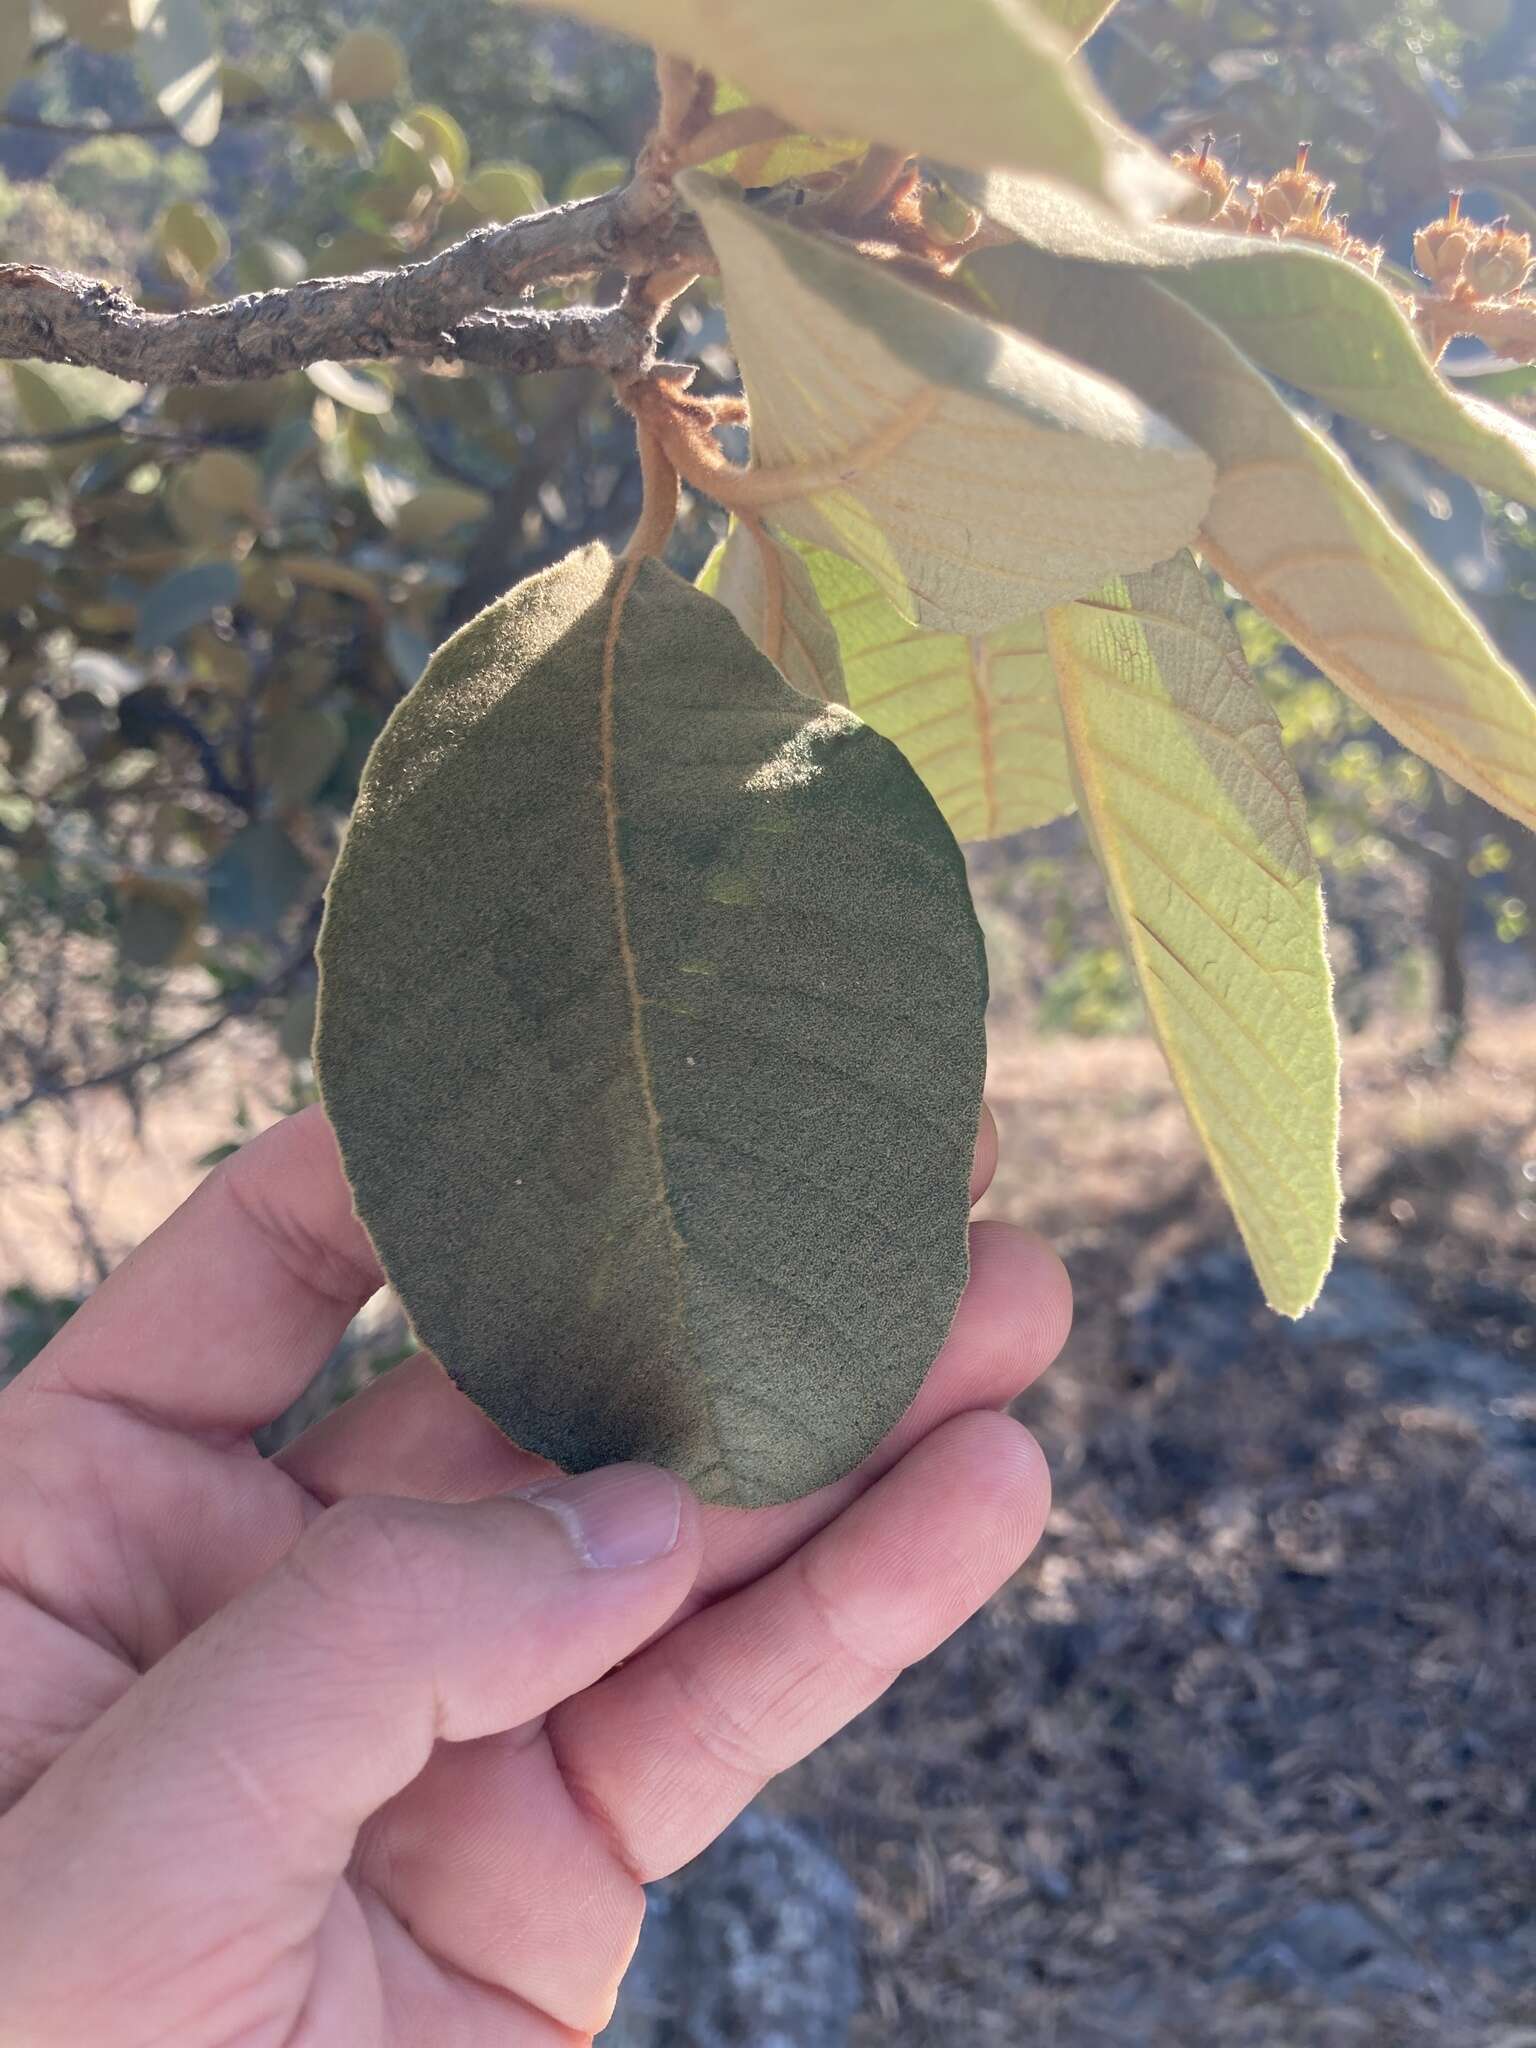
[1048,553,1341,1316]
[704,522,1075,841]
[697,522,847,706]
[682,174,1212,635]
[978,245,1536,831]
[959,173,1536,505]
[524,0,1120,199]
[318,545,987,1506]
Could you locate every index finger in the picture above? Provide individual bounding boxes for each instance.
[23,1105,382,1436]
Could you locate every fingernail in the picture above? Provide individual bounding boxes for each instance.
[520,1464,683,1569]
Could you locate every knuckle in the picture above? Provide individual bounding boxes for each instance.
[287,1494,458,1631]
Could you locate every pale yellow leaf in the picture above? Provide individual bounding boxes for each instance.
[698,78,861,187]
[701,521,1075,839]
[696,523,847,706]
[958,172,1536,506]
[1031,0,1120,47]
[524,0,1120,200]
[680,174,1213,636]
[1049,553,1340,1315]
[801,543,1074,841]
[977,244,1536,831]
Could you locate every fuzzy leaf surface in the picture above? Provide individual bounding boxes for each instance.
[684,174,1212,635]
[958,174,1536,505]
[524,0,1120,196]
[978,244,1536,830]
[697,522,847,706]
[701,521,1073,840]
[1049,553,1340,1315]
[316,545,987,1507]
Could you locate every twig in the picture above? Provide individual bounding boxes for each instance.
[1,910,322,1128]
[0,183,708,385]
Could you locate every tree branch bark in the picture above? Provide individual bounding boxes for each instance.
[0,184,708,386]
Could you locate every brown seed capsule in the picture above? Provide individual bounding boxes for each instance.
[1170,135,1234,224]
[1461,224,1535,299]
[1414,193,1474,291]
[1253,142,1333,230]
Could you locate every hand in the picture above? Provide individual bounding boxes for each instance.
[0,1104,1067,2046]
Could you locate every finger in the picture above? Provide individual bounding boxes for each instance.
[279,1350,553,1504]
[25,1105,382,1435]
[280,1104,1007,1507]
[281,1214,1065,1578]
[971,1098,998,1203]
[687,1219,1068,1606]
[549,1409,1050,1882]
[0,1467,700,2038]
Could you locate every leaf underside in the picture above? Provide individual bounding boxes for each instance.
[683,174,1214,636]
[976,245,1536,833]
[700,522,1075,842]
[317,546,988,1507]
[524,0,1116,198]
[1050,553,1341,1317]
[958,173,1536,506]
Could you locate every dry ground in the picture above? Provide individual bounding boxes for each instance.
[2,1007,1533,2046]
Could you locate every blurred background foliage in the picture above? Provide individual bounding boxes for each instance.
[1,0,1534,1136]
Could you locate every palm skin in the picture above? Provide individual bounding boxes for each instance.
[0,1103,1066,2046]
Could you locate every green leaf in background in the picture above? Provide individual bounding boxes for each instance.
[0,7,33,103]
[977,245,1536,832]
[257,705,347,810]
[305,361,394,414]
[134,559,241,649]
[1048,552,1341,1316]
[401,103,469,182]
[182,448,265,522]
[682,174,1212,635]
[292,102,369,161]
[233,235,308,292]
[392,482,493,547]
[327,25,409,105]
[525,0,1120,203]
[1449,357,1536,403]
[561,155,630,202]
[207,820,312,935]
[697,78,862,186]
[700,522,1076,841]
[278,981,319,1062]
[114,870,204,968]
[696,522,847,706]
[461,160,545,220]
[155,198,229,283]
[316,544,987,1506]
[130,0,223,148]
[9,361,142,435]
[54,0,136,54]
[959,174,1536,506]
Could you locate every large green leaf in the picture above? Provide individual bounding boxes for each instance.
[959,174,1536,505]
[130,0,222,147]
[977,244,1536,831]
[681,174,1212,636]
[1049,553,1340,1315]
[524,0,1116,198]
[316,544,987,1507]
[703,521,1074,840]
